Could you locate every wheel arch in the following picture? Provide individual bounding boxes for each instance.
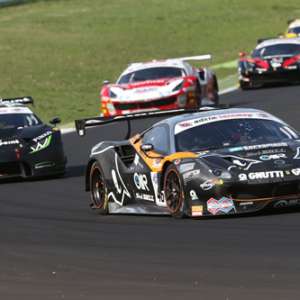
[85,158,98,191]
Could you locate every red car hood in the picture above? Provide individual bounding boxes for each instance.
[108,77,185,102]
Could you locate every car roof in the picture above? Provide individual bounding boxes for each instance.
[120,59,192,77]
[256,38,300,49]
[154,108,284,129]
[0,104,33,115]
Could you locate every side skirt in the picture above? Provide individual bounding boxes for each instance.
[108,203,171,215]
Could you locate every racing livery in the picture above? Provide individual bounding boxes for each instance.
[100,55,219,117]
[76,107,300,218]
[0,97,66,179]
[238,38,300,89]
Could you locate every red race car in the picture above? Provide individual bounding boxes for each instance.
[100,55,219,117]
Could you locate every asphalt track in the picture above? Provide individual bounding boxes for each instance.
[1,85,300,300]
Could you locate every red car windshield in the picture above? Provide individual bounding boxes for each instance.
[118,67,184,84]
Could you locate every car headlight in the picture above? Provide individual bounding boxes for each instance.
[109,90,117,98]
[30,135,52,154]
[172,81,184,92]
[211,169,232,179]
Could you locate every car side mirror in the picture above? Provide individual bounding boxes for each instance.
[103,80,110,85]
[49,117,61,125]
[239,52,247,58]
[141,143,154,152]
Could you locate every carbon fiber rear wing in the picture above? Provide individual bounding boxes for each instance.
[75,106,228,138]
[0,96,34,106]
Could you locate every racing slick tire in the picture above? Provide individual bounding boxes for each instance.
[163,164,186,218]
[89,161,109,215]
[239,80,251,90]
[212,75,219,105]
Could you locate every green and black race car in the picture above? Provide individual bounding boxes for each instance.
[0,97,66,179]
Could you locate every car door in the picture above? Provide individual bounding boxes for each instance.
[130,124,170,205]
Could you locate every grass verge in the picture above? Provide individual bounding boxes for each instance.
[0,0,299,123]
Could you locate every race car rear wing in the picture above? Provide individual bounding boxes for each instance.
[175,54,212,61]
[75,106,228,139]
[0,96,34,106]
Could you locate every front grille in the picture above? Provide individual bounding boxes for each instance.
[0,162,21,177]
[114,96,177,110]
[228,182,300,200]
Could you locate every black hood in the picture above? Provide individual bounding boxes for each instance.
[0,125,49,142]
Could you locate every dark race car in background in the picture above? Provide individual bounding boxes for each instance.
[100,55,219,117]
[238,38,300,89]
[76,107,300,218]
[284,19,300,38]
[0,97,66,180]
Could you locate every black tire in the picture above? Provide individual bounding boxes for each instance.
[239,80,251,90]
[89,161,109,215]
[163,164,186,218]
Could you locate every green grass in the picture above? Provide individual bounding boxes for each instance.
[0,0,299,123]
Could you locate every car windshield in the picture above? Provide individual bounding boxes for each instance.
[252,43,300,58]
[0,113,41,129]
[175,118,298,152]
[118,67,184,84]
[288,27,300,35]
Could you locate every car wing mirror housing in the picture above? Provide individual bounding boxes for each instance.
[49,117,61,125]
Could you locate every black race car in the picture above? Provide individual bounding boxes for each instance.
[238,38,300,89]
[0,97,66,179]
[76,107,300,218]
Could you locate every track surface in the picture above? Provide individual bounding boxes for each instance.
[1,85,300,299]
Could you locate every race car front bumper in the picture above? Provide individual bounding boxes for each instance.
[241,68,300,85]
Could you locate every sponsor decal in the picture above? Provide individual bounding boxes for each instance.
[133,154,139,166]
[291,168,300,176]
[180,163,195,173]
[30,135,52,153]
[175,112,278,134]
[190,190,198,201]
[191,205,203,217]
[183,169,200,181]
[174,159,181,165]
[239,201,254,206]
[108,153,131,206]
[135,193,154,201]
[229,142,288,153]
[134,173,149,191]
[231,157,261,170]
[151,172,166,207]
[207,197,235,215]
[32,130,52,143]
[246,148,287,158]
[0,139,19,146]
[153,159,162,168]
[200,179,223,191]
[293,147,300,160]
[238,170,284,181]
[197,150,210,157]
[259,153,287,161]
